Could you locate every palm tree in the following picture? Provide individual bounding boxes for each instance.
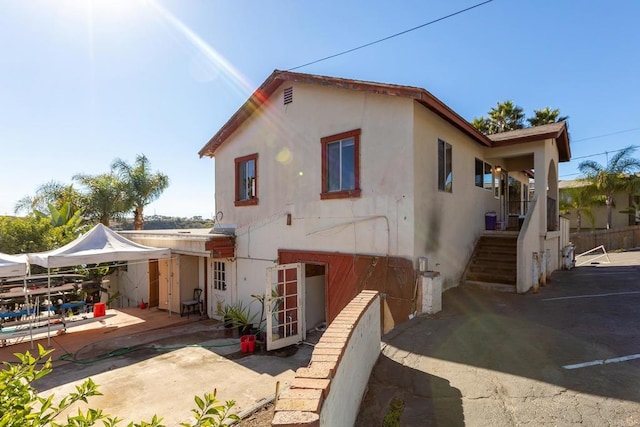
[559,183,598,232]
[472,100,525,134]
[527,107,568,127]
[73,173,129,226]
[578,146,640,229]
[488,100,525,133]
[111,154,169,230]
[14,181,82,216]
[472,116,491,134]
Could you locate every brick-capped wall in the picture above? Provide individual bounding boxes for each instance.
[272,290,380,426]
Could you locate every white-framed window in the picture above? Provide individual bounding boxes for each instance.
[438,139,452,192]
[213,261,226,291]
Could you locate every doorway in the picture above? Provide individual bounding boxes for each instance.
[148,260,159,308]
[304,263,326,338]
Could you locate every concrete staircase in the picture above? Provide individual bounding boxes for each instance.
[464,234,518,290]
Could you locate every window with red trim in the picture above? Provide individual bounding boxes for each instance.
[235,153,258,206]
[321,129,361,200]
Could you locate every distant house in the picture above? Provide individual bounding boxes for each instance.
[185,70,572,340]
[560,179,639,230]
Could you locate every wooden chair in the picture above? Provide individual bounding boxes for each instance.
[181,288,203,318]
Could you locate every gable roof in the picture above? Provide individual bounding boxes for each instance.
[198,70,571,163]
[198,70,493,157]
[488,121,571,162]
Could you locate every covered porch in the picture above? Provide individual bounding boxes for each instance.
[472,122,570,293]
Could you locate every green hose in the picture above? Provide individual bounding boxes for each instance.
[51,341,242,365]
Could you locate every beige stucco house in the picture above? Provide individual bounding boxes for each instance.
[184,70,572,341]
[108,70,571,345]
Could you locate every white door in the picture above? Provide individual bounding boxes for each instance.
[266,263,305,351]
[158,257,180,313]
[209,259,231,319]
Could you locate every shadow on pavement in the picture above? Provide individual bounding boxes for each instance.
[365,263,640,417]
[356,354,464,426]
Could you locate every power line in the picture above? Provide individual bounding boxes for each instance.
[569,145,640,161]
[288,0,495,71]
[560,145,640,178]
[572,127,640,143]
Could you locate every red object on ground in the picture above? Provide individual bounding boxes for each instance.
[241,335,255,353]
[93,302,106,317]
[139,301,147,309]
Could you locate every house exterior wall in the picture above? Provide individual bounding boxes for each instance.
[114,261,149,308]
[412,104,501,289]
[214,82,417,303]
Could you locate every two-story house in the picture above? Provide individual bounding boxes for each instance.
[191,70,570,348]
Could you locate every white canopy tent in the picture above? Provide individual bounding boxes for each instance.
[0,252,28,278]
[27,223,172,345]
[28,223,171,268]
[0,252,32,346]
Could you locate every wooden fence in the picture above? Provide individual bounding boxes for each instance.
[570,225,640,253]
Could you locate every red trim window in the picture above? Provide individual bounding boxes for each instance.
[235,153,258,206]
[321,129,361,200]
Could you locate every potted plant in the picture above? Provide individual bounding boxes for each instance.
[222,301,258,336]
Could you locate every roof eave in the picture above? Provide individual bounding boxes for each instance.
[489,123,571,162]
[198,70,493,157]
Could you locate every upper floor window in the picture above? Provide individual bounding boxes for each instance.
[438,139,452,193]
[235,153,258,206]
[475,158,493,190]
[321,129,361,199]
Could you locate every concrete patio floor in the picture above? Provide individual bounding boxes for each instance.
[0,307,312,425]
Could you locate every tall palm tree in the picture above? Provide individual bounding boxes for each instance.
[578,146,640,229]
[488,100,525,133]
[472,100,525,134]
[527,107,568,127]
[111,154,169,230]
[73,173,129,226]
[14,181,82,215]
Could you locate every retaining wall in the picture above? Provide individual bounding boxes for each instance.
[272,290,381,427]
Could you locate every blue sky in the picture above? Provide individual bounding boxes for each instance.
[1,0,639,218]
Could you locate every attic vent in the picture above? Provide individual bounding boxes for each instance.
[283,87,293,105]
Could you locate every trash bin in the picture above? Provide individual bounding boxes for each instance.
[241,335,256,353]
[485,212,497,230]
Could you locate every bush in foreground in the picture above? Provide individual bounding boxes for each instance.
[0,345,239,427]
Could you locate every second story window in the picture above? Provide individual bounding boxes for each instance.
[321,129,361,199]
[438,139,452,193]
[235,153,258,206]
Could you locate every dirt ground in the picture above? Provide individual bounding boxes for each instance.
[237,403,275,426]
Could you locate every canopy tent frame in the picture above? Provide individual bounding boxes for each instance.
[27,224,171,346]
[0,252,33,348]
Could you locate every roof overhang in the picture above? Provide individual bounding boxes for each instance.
[198,70,492,157]
[488,122,571,162]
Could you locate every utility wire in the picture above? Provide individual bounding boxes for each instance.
[572,127,640,143]
[288,0,494,71]
[569,145,640,161]
[560,145,640,178]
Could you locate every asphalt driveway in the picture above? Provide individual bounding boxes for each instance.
[357,252,640,426]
